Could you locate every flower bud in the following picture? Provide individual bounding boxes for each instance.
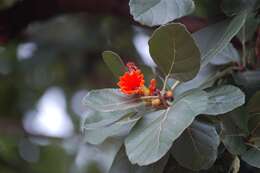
[151,98,161,107]
[142,87,150,96]
[165,91,173,98]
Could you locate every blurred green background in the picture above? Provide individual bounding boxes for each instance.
[0,5,156,172]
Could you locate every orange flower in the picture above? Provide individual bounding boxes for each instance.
[117,62,145,95]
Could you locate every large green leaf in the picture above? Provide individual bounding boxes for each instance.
[129,0,195,26]
[237,13,259,42]
[171,64,218,97]
[248,115,260,139]
[193,10,247,68]
[226,107,249,134]
[109,147,168,173]
[247,116,260,148]
[193,0,224,18]
[124,90,208,166]
[102,51,126,79]
[210,43,240,65]
[203,85,245,115]
[82,110,135,130]
[233,71,260,90]
[222,136,247,155]
[149,23,201,82]
[77,139,123,173]
[83,89,145,112]
[221,0,259,16]
[171,44,239,96]
[221,109,248,155]
[171,121,220,170]
[82,111,141,145]
[241,148,260,168]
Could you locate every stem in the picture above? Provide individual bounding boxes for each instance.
[162,74,170,92]
[244,142,260,151]
[225,134,247,137]
[200,66,234,89]
[249,121,260,139]
[140,96,159,100]
[162,41,176,92]
[171,80,180,91]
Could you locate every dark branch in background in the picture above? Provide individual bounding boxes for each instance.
[0,0,208,43]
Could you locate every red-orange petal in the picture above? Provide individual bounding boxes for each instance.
[117,67,145,95]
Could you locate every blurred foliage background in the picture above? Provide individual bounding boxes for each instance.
[0,1,151,172]
[0,0,259,173]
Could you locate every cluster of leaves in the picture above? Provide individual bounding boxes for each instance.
[82,0,260,172]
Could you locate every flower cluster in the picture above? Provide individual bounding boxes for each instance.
[117,62,173,108]
[117,62,156,96]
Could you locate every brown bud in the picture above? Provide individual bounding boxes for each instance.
[151,98,161,107]
[165,91,173,98]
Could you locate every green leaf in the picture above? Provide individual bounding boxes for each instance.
[129,0,195,26]
[193,10,247,68]
[82,110,135,130]
[193,0,222,18]
[222,122,247,155]
[102,51,126,79]
[82,111,141,145]
[221,0,259,16]
[221,109,248,155]
[203,85,245,115]
[109,147,169,173]
[248,115,260,138]
[233,71,260,89]
[149,23,201,82]
[210,43,240,65]
[247,113,260,148]
[221,108,249,136]
[78,139,123,173]
[227,107,249,134]
[247,91,260,114]
[171,120,220,170]
[241,148,260,168]
[83,89,145,112]
[125,90,208,166]
[139,64,156,84]
[237,13,259,42]
[222,136,247,155]
[172,64,218,97]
